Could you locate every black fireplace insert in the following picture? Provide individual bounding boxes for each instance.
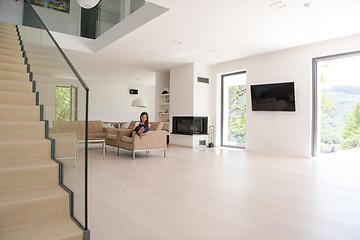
[172,116,208,135]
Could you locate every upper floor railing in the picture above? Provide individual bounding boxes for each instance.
[23,0,146,39]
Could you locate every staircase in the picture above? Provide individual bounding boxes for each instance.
[0,22,83,240]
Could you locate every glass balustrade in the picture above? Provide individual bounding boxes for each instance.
[19,0,89,232]
[22,0,146,39]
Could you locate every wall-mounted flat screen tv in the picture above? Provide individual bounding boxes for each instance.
[250,82,295,111]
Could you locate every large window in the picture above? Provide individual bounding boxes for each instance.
[221,71,246,148]
[56,85,78,121]
[313,52,360,156]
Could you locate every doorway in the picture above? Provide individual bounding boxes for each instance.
[221,71,246,148]
[312,51,360,156]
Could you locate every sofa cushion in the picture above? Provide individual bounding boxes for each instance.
[89,133,106,139]
[88,120,103,133]
[107,134,117,141]
[119,122,129,128]
[121,136,133,143]
[102,122,114,128]
[127,121,138,129]
[149,122,164,131]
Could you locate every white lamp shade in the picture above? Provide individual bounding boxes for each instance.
[77,0,100,9]
[131,98,148,107]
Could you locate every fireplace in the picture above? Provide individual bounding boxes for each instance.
[172,116,208,135]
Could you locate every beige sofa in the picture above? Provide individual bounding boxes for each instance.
[51,120,106,140]
[106,122,167,159]
[49,120,108,165]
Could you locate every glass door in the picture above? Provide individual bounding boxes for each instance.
[221,71,246,148]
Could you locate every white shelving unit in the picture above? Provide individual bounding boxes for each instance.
[157,93,170,132]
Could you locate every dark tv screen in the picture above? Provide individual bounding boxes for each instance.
[250,82,295,111]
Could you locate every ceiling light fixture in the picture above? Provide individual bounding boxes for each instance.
[171,40,183,45]
[269,1,287,9]
[131,98,148,107]
[77,0,100,9]
[302,21,317,28]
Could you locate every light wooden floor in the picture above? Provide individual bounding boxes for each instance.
[88,145,360,240]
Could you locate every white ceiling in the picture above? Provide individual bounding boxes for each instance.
[64,0,360,85]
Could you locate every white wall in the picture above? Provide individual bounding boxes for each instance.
[193,64,212,147]
[86,81,155,122]
[0,0,23,24]
[193,63,212,117]
[212,33,360,158]
[170,64,194,116]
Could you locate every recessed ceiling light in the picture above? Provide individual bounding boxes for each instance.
[269,1,287,9]
[171,40,183,45]
[206,50,216,54]
[302,21,317,28]
[304,2,311,8]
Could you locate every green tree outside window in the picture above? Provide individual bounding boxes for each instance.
[341,101,360,150]
[56,85,78,121]
[228,85,246,143]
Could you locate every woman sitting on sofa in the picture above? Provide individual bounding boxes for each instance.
[130,112,151,139]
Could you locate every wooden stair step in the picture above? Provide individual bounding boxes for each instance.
[0,121,45,139]
[0,218,83,240]
[0,53,24,65]
[0,37,21,46]
[0,104,39,121]
[0,61,27,73]
[0,69,29,82]
[0,159,59,192]
[0,41,21,52]
[0,139,51,163]
[0,90,36,105]
[0,79,32,93]
[0,27,18,35]
[0,28,18,38]
[0,186,71,231]
[0,48,22,58]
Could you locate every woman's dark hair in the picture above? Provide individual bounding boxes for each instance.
[140,112,149,127]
